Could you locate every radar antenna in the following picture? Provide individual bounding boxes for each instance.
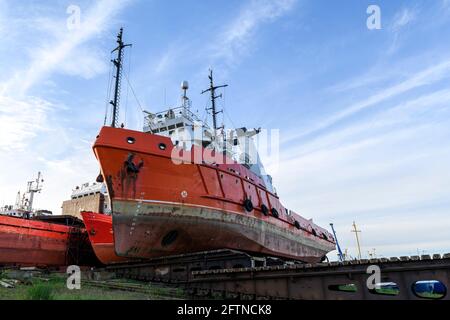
[110,28,132,128]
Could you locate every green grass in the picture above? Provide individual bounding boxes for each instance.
[26,282,54,300]
[0,273,187,301]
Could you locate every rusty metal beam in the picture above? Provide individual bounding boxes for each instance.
[188,255,450,300]
[99,251,450,300]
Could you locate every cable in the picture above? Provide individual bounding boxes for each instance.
[124,46,132,126]
[103,52,114,126]
[123,72,144,113]
[224,108,237,129]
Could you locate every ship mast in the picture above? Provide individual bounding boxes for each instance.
[201,69,228,133]
[110,28,132,128]
[26,172,43,212]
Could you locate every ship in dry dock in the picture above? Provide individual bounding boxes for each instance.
[92,29,336,263]
[62,182,132,265]
[0,173,98,267]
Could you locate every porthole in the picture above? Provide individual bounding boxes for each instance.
[244,199,254,212]
[271,208,279,218]
[261,204,269,216]
[159,143,167,150]
[127,137,136,144]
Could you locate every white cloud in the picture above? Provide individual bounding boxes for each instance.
[0,0,6,35]
[144,0,297,80]
[1,0,131,96]
[391,8,416,32]
[0,137,99,215]
[276,86,450,210]
[0,0,131,148]
[36,148,100,214]
[283,58,450,143]
[0,95,56,151]
[330,211,450,259]
[386,7,418,54]
[272,86,450,259]
[211,0,296,66]
[284,88,450,158]
[285,126,450,260]
[57,45,108,79]
[0,0,131,213]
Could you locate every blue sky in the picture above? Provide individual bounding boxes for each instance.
[1,0,450,259]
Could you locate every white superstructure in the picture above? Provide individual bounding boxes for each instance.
[143,76,276,194]
[0,172,52,218]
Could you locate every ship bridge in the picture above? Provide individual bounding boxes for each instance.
[143,106,214,151]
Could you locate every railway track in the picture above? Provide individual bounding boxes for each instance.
[82,279,186,300]
[91,250,450,300]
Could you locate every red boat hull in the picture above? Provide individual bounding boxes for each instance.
[93,127,336,262]
[0,215,87,267]
[81,211,132,265]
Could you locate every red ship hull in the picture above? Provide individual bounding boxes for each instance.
[94,127,335,263]
[81,211,131,265]
[0,215,93,267]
